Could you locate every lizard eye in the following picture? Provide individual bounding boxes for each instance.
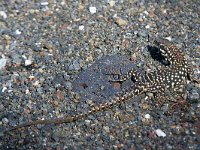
[159,45,165,50]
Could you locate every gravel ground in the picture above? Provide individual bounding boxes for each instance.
[0,0,200,149]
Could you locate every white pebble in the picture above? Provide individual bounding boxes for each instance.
[113,14,117,18]
[2,87,7,92]
[15,29,22,35]
[89,6,96,14]
[144,114,150,119]
[22,55,27,59]
[25,59,32,66]
[8,90,13,93]
[0,11,7,19]
[155,129,166,137]
[144,10,149,15]
[85,119,91,125]
[103,126,110,132]
[33,80,40,86]
[79,25,84,30]
[41,2,48,5]
[165,37,172,41]
[0,58,7,69]
[145,25,150,29]
[144,96,149,100]
[29,75,35,79]
[26,89,30,94]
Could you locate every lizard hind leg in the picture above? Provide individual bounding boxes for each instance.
[146,84,176,106]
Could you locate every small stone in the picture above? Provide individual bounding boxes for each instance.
[29,9,35,14]
[144,114,150,119]
[78,4,84,10]
[149,11,155,18]
[86,54,93,62]
[108,0,115,7]
[34,80,40,86]
[145,25,150,29]
[41,2,48,5]
[56,90,65,101]
[155,129,166,137]
[0,11,7,19]
[165,37,172,41]
[0,58,7,69]
[138,18,143,22]
[1,87,7,92]
[144,10,149,15]
[89,6,97,14]
[65,81,72,89]
[25,59,32,66]
[79,25,84,31]
[54,101,59,106]
[25,89,30,94]
[15,29,22,35]
[2,118,9,124]
[189,90,199,100]
[85,119,91,125]
[115,18,128,26]
[29,75,35,80]
[103,126,110,133]
[112,82,121,89]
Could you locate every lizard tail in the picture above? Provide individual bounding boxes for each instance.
[2,84,144,134]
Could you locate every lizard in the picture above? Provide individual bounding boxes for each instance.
[1,37,195,134]
[112,38,195,97]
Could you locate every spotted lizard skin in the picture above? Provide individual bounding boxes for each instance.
[2,38,193,134]
[115,38,193,97]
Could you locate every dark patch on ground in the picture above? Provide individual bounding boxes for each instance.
[73,55,141,104]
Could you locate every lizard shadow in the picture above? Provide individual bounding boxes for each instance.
[147,45,170,66]
[72,55,140,105]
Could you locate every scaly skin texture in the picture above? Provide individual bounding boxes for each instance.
[2,38,194,134]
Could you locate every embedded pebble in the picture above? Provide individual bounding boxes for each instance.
[0,11,7,19]
[165,37,172,41]
[85,120,91,125]
[89,7,97,14]
[189,90,199,100]
[41,2,48,6]
[108,0,115,7]
[1,87,7,92]
[155,129,166,137]
[64,81,72,89]
[25,59,32,66]
[115,18,128,26]
[0,58,7,69]
[79,25,84,31]
[2,118,9,124]
[103,126,110,133]
[144,114,150,119]
[15,29,22,35]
